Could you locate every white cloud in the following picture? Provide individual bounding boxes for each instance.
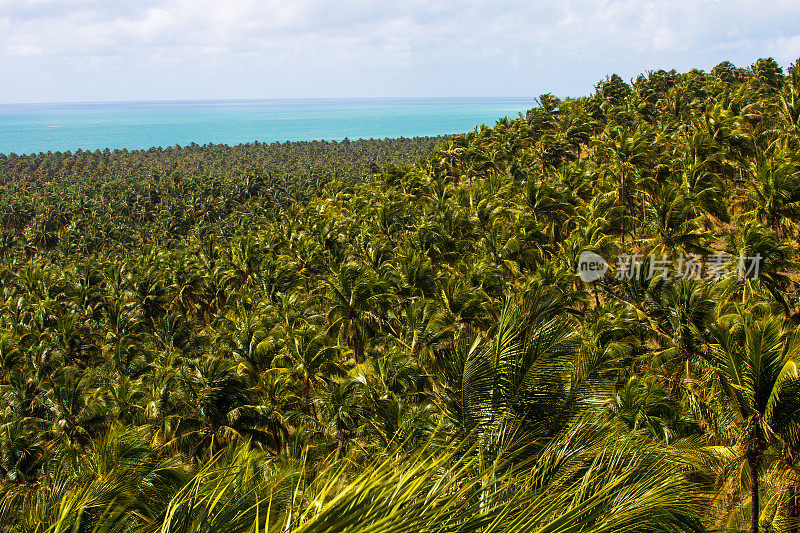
[768,35,800,64]
[0,0,799,101]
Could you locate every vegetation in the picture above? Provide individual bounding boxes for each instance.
[2,58,800,532]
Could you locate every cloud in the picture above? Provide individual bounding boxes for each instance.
[1,0,799,102]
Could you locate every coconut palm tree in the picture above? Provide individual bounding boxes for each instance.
[175,358,276,460]
[323,263,387,364]
[705,309,800,533]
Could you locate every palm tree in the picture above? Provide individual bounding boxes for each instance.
[223,235,265,293]
[737,155,800,238]
[705,309,800,532]
[643,184,709,256]
[319,376,364,457]
[387,299,449,360]
[324,263,386,364]
[140,361,182,447]
[779,61,800,138]
[430,289,581,454]
[726,221,794,319]
[42,365,111,451]
[101,297,146,377]
[216,300,276,378]
[596,126,655,240]
[606,375,695,443]
[176,358,276,460]
[272,325,343,421]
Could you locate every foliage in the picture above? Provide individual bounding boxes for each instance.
[3,58,800,532]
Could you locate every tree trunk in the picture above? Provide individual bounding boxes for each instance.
[620,169,627,244]
[273,427,283,455]
[304,380,319,421]
[789,483,798,533]
[750,455,760,533]
[352,328,363,365]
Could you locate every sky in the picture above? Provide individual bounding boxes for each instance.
[2,0,800,103]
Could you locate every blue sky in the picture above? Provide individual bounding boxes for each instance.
[2,0,800,103]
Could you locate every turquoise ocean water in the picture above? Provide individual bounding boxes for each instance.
[0,97,533,155]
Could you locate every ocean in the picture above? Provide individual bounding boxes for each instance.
[0,97,532,155]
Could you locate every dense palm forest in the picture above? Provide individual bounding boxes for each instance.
[2,57,800,532]
[0,137,446,256]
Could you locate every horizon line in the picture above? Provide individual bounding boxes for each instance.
[0,95,538,107]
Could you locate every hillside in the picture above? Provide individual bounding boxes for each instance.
[2,58,800,532]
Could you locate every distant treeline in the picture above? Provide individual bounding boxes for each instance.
[0,137,446,256]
